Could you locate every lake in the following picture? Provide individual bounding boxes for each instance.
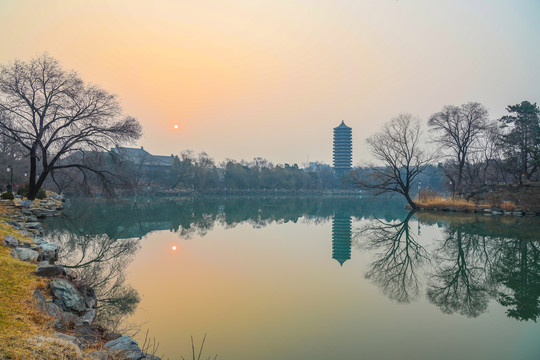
[43,196,540,360]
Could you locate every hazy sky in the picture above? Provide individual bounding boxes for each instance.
[1,0,538,165]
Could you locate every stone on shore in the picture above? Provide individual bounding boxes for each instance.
[81,308,97,325]
[104,335,144,360]
[53,332,82,348]
[19,199,33,208]
[87,350,107,360]
[3,234,18,247]
[37,242,59,263]
[79,285,98,309]
[73,324,102,347]
[32,237,46,245]
[36,263,66,277]
[10,247,39,262]
[50,278,87,315]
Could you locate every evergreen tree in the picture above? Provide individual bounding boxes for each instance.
[499,101,540,182]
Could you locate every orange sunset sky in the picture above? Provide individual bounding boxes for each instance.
[1,0,539,165]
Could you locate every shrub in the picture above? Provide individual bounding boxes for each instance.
[418,188,439,202]
[16,185,46,199]
[17,184,28,196]
[36,188,47,199]
[1,192,14,200]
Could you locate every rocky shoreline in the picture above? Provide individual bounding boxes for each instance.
[411,205,540,216]
[1,197,160,360]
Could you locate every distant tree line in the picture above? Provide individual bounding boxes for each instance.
[54,151,349,195]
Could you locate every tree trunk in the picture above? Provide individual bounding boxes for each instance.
[27,170,48,200]
[404,191,417,209]
[28,152,38,200]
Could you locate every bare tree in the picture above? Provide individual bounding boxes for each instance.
[428,102,489,192]
[0,53,142,199]
[359,114,432,209]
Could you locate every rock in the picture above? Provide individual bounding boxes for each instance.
[60,311,83,328]
[81,309,97,325]
[30,209,48,218]
[25,215,39,222]
[24,222,42,229]
[7,221,23,229]
[3,234,18,247]
[50,279,87,315]
[104,332,123,342]
[40,243,58,252]
[10,247,39,262]
[143,354,162,360]
[38,251,58,263]
[491,211,503,215]
[483,208,492,213]
[80,286,98,309]
[32,237,46,245]
[52,319,67,332]
[53,332,82,348]
[37,242,59,263]
[512,211,523,216]
[34,289,47,310]
[524,210,536,216]
[36,263,66,277]
[73,324,102,347]
[87,350,107,360]
[45,303,64,319]
[20,199,33,208]
[104,335,144,360]
[34,289,64,318]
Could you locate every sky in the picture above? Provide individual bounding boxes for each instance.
[0,0,539,166]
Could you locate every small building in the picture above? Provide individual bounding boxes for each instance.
[110,146,174,173]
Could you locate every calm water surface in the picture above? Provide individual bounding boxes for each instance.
[44,197,540,360]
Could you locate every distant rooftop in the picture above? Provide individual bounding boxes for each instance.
[111,146,173,166]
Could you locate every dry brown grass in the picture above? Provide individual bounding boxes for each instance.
[416,189,518,211]
[417,195,478,211]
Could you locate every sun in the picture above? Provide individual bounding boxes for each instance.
[171,245,177,251]
[173,124,179,130]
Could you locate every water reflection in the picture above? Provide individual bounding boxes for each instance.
[46,196,406,239]
[359,210,429,303]
[49,222,142,330]
[43,197,540,323]
[332,212,352,266]
[493,238,540,321]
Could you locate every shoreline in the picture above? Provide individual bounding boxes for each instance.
[0,196,160,360]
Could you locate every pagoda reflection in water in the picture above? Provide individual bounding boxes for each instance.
[332,212,352,266]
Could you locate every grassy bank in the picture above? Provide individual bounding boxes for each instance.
[0,204,49,359]
[415,195,518,212]
[0,202,87,360]
[414,185,540,213]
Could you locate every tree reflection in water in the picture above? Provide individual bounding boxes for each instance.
[358,211,540,321]
[493,239,540,321]
[419,213,540,321]
[357,210,429,303]
[426,227,496,318]
[50,228,141,331]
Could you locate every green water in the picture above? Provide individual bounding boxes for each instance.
[44,196,540,359]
